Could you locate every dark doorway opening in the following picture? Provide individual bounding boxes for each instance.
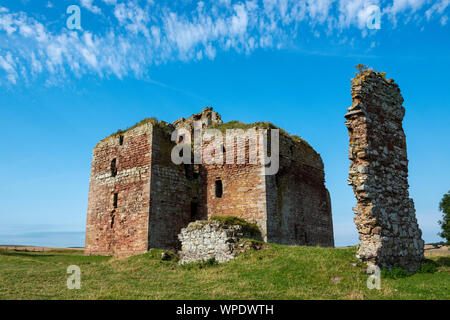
[190,202,199,222]
[184,164,193,180]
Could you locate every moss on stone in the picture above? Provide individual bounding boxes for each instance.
[210,215,261,239]
[187,220,210,230]
[354,64,393,84]
[210,120,278,132]
[110,117,159,138]
[96,115,316,157]
[210,120,312,149]
[97,117,173,147]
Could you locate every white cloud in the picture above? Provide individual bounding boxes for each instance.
[426,0,450,20]
[338,0,381,29]
[385,0,427,25]
[0,1,448,86]
[80,0,102,14]
[230,4,248,35]
[306,0,334,23]
[391,0,426,13]
[0,52,18,84]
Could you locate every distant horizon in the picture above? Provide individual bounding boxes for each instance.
[0,231,85,248]
[0,228,446,249]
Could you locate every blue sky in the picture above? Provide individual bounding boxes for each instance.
[0,0,449,247]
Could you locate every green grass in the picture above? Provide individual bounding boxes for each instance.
[97,117,173,146]
[210,120,312,148]
[209,215,262,239]
[0,245,448,300]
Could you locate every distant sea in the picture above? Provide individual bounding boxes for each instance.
[0,231,85,248]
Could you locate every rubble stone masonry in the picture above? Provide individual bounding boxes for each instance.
[86,107,334,257]
[178,220,261,264]
[345,69,424,272]
[85,123,153,256]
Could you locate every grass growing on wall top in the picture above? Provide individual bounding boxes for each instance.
[97,117,315,153]
[97,117,174,146]
[108,117,160,138]
[210,215,261,239]
[210,120,312,148]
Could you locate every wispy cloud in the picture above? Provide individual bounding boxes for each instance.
[425,0,449,20]
[0,0,448,86]
[80,0,102,14]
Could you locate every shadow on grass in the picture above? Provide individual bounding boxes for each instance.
[434,256,450,267]
[0,249,84,258]
[0,250,60,258]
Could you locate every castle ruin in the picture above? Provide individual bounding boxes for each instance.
[85,66,425,273]
[345,68,424,272]
[85,107,334,256]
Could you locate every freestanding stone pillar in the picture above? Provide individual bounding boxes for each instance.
[345,67,424,272]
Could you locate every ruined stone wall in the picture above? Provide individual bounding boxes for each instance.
[178,220,258,264]
[200,129,334,246]
[148,125,198,250]
[86,107,335,256]
[202,164,267,237]
[85,124,152,256]
[265,134,334,246]
[345,70,424,272]
[173,106,222,131]
[201,130,268,239]
[86,122,200,256]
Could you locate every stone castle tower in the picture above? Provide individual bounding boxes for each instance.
[345,68,424,272]
[85,107,334,257]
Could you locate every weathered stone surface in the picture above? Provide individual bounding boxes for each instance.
[345,68,424,272]
[85,107,334,257]
[200,127,334,247]
[178,220,261,264]
[85,123,153,257]
[173,106,222,130]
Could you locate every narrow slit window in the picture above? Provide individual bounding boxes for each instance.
[113,193,118,208]
[184,164,192,180]
[119,135,124,145]
[190,202,199,222]
[215,180,223,198]
[110,214,115,229]
[111,158,117,177]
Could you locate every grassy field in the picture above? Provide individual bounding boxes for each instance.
[0,244,448,300]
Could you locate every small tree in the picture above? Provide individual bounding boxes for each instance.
[438,191,450,244]
[355,64,368,76]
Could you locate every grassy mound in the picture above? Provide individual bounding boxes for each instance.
[0,245,448,299]
[209,215,261,239]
